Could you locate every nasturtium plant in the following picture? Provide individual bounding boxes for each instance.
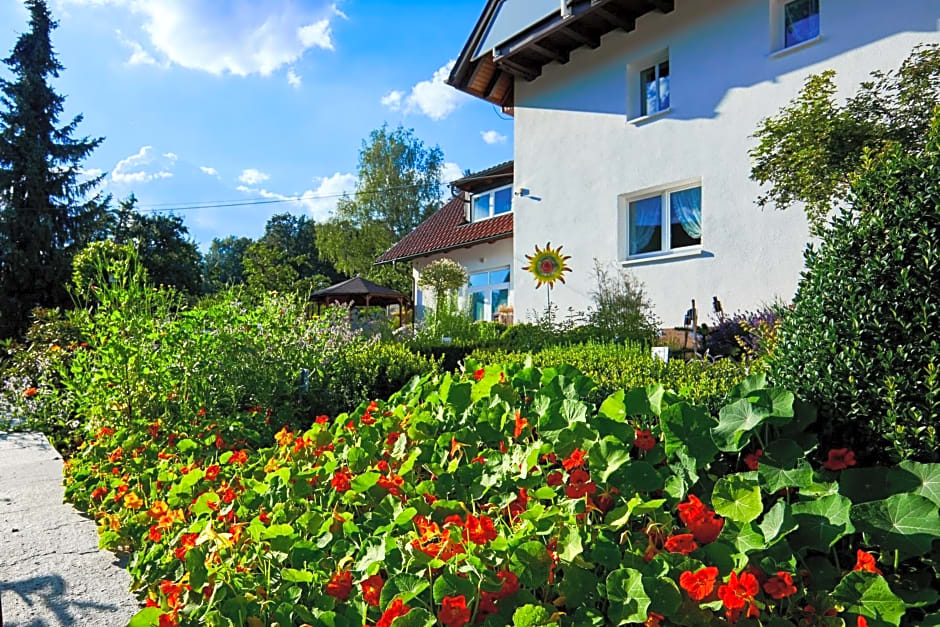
[55,357,939,627]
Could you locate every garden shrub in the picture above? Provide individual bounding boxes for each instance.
[62,361,940,627]
[472,343,755,413]
[771,115,940,462]
[703,308,780,360]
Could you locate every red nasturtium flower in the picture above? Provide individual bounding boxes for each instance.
[763,571,798,600]
[506,487,529,520]
[562,448,587,470]
[744,449,763,471]
[205,464,221,481]
[158,613,178,627]
[376,598,410,627]
[546,471,563,487]
[718,571,760,611]
[148,526,163,542]
[677,494,725,544]
[23,387,38,398]
[853,550,883,575]
[634,429,657,451]
[857,617,869,627]
[474,369,485,381]
[228,450,248,465]
[91,486,108,500]
[823,448,856,471]
[665,533,699,555]
[463,514,498,545]
[174,533,198,560]
[325,570,353,601]
[566,469,597,499]
[360,574,384,607]
[331,469,352,492]
[438,595,471,627]
[679,566,719,601]
[514,411,529,439]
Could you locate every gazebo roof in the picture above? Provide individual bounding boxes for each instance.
[310,276,406,307]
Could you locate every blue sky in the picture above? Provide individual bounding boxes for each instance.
[0,0,513,248]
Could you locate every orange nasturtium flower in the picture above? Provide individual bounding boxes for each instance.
[124,493,143,510]
[148,500,169,519]
[275,427,294,447]
[853,550,883,575]
[23,387,39,398]
[679,566,719,601]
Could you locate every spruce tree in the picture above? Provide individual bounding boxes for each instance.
[0,0,109,337]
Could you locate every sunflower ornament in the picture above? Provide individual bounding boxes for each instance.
[523,242,572,289]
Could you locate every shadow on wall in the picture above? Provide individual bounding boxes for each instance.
[0,574,125,626]
[518,0,939,120]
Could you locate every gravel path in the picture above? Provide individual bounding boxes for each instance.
[0,432,140,627]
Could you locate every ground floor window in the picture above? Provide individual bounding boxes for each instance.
[467,267,510,321]
[624,182,702,259]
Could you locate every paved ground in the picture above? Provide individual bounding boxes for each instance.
[0,432,139,627]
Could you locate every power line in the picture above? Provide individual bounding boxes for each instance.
[1,181,448,214]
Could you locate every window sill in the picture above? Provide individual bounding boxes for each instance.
[622,247,703,266]
[769,34,822,59]
[628,107,672,126]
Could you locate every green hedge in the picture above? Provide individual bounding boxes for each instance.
[470,343,756,412]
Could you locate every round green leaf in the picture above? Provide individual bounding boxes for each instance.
[712,474,763,524]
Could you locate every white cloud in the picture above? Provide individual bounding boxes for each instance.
[297,20,333,51]
[236,171,357,221]
[163,152,178,160]
[441,162,464,188]
[383,60,466,121]
[200,166,220,177]
[111,145,177,184]
[238,168,270,185]
[79,168,105,179]
[380,90,404,110]
[116,30,162,67]
[67,1,343,77]
[287,67,302,88]
[481,130,507,145]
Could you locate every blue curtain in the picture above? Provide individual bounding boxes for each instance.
[670,187,702,240]
[629,197,661,255]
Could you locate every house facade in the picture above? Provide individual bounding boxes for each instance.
[381,0,939,326]
[376,162,515,322]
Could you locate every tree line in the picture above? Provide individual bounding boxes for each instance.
[0,0,446,338]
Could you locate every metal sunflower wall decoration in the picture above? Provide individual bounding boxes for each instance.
[522,242,572,289]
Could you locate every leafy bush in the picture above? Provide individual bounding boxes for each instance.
[63,362,940,627]
[586,261,660,345]
[1,248,438,445]
[771,115,940,462]
[472,343,754,413]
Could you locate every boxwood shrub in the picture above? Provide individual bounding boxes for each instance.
[771,118,940,462]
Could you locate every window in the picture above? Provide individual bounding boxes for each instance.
[784,0,819,48]
[627,49,670,121]
[640,60,670,117]
[470,185,513,222]
[467,267,510,322]
[625,183,702,259]
[771,0,820,53]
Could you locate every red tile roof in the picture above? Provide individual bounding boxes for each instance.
[375,195,513,264]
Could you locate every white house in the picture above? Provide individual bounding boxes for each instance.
[383,0,940,325]
[376,162,515,321]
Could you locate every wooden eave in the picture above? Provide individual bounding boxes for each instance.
[448,0,674,109]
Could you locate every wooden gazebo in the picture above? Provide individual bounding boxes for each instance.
[310,277,409,326]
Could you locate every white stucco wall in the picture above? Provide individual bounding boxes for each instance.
[411,238,516,319]
[512,0,940,326]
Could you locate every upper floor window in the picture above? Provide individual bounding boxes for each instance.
[771,0,820,53]
[471,184,513,222]
[627,49,670,122]
[784,0,819,48]
[624,182,702,259]
[640,60,670,117]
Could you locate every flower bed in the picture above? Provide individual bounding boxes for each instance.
[64,361,939,626]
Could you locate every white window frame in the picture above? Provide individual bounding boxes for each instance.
[469,184,513,222]
[769,0,821,55]
[620,178,703,262]
[627,48,670,123]
[465,266,511,322]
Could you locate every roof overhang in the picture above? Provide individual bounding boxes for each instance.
[448,0,674,110]
[375,231,514,266]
